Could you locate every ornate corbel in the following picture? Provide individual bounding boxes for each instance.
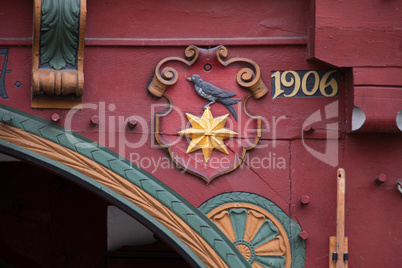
[32,0,86,109]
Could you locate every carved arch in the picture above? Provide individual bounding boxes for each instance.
[0,104,250,268]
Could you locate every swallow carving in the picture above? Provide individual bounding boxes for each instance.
[186,74,241,121]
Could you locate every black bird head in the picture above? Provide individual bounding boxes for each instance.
[186,74,202,84]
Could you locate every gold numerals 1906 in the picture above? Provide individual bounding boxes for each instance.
[271,70,338,99]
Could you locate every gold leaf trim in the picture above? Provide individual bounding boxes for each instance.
[155,94,261,183]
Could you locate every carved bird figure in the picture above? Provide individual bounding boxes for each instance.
[186,74,241,121]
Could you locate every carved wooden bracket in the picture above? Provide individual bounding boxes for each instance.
[148,45,267,99]
[32,0,86,109]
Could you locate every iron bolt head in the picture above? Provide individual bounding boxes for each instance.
[127,118,138,129]
[51,113,60,122]
[90,115,99,125]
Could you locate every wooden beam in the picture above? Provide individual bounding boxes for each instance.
[336,168,346,268]
[330,168,348,268]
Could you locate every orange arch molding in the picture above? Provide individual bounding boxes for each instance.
[0,104,250,268]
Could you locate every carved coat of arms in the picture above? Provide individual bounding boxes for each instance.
[149,45,267,183]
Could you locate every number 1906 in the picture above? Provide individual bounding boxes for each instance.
[271,70,338,99]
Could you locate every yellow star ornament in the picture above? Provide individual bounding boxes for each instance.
[178,107,238,163]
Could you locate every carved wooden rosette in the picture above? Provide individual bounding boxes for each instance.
[32,0,86,109]
[148,45,199,97]
[207,203,291,268]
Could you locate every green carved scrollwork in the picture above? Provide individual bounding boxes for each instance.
[40,0,80,70]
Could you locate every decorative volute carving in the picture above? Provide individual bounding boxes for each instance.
[148,45,199,97]
[216,45,267,99]
[148,45,268,99]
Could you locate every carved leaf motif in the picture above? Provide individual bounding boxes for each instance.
[254,236,286,256]
[40,0,80,70]
[244,210,265,242]
[229,208,248,240]
[251,219,280,248]
[212,211,236,241]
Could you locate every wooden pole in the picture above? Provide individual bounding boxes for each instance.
[336,168,346,268]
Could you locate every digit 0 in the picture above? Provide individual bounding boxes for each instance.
[301,71,319,96]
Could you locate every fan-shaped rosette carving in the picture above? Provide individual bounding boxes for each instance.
[207,203,291,268]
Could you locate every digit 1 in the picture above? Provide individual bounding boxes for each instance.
[271,71,284,99]
[282,71,300,98]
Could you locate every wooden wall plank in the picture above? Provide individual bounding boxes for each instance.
[313,27,402,67]
[316,0,402,28]
[312,0,402,67]
[85,0,308,40]
[353,67,402,87]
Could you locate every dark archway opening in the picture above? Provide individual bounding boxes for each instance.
[0,157,191,267]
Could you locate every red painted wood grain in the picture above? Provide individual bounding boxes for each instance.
[0,0,401,267]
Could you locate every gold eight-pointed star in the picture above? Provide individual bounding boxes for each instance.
[178,107,238,163]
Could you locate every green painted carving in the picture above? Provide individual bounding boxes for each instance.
[0,104,250,268]
[251,219,280,248]
[255,255,286,268]
[199,192,306,268]
[40,0,80,70]
[230,208,248,240]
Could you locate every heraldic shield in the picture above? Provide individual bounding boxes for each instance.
[149,45,268,183]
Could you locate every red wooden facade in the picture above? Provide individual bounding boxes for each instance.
[0,0,401,267]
